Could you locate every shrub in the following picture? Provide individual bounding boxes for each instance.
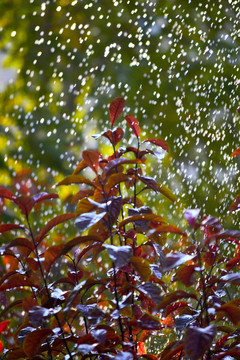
[0,98,240,360]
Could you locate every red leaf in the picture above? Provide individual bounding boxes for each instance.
[61,235,102,255]
[23,328,53,357]
[82,150,101,174]
[38,213,77,242]
[174,265,196,287]
[0,340,2,353]
[230,195,240,212]
[0,187,15,200]
[143,138,169,152]
[166,302,189,316]
[102,158,141,178]
[73,159,88,175]
[109,97,125,126]
[0,320,10,333]
[148,225,187,238]
[56,175,94,187]
[161,343,184,360]
[138,313,161,330]
[0,274,39,291]
[231,147,240,158]
[43,244,65,272]
[184,325,216,360]
[158,290,197,310]
[32,192,58,206]
[6,237,34,251]
[0,224,25,234]
[124,114,141,137]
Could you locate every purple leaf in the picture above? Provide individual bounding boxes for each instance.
[75,212,106,232]
[115,351,134,360]
[91,329,107,344]
[164,252,196,272]
[184,325,216,360]
[77,304,105,327]
[184,209,200,227]
[104,244,133,268]
[138,282,163,304]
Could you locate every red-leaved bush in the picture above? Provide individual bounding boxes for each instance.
[0,98,240,359]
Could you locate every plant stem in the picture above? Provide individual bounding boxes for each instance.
[98,176,125,343]
[26,215,74,360]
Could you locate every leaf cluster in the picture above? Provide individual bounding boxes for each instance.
[0,99,239,360]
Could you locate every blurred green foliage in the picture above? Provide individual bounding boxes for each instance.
[0,0,240,220]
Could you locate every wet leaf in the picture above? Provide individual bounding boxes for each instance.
[119,213,166,229]
[158,290,197,310]
[231,147,240,158]
[82,150,101,174]
[76,198,98,215]
[29,306,61,327]
[0,320,10,333]
[166,301,189,316]
[184,325,216,360]
[78,343,97,355]
[6,237,34,251]
[56,175,94,187]
[148,225,187,238]
[23,328,53,357]
[184,209,200,227]
[158,184,177,202]
[94,127,124,146]
[91,329,107,344]
[230,195,240,212]
[73,159,88,175]
[138,313,161,330]
[38,213,77,241]
[160,342,184,360]
[31,192,58,207]
[174,265,196,287]
[220,272,240,284]
[43,244,65,272]
[109,97,125,126]
[216,302,240,325]
[104,244,132,268]
[130,256,151,281]
[138,175,159,192]
[125,114,141,137]
[0,187,15,200]
[138,282,163,304]
[102,158,141,178]
[61,235,102,255]
[115,351,133,360]
[0,274,39,291]
[0,224,25,234]
[77,304,104,326]
[105,173,129,193]
[143,138,169,152]
[75,211,106,232]
[72,189,94,203]
[163,252,195,272]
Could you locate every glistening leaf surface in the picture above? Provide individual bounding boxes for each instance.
[23,328,53,357]
[82,150,100,174]
[143,138,169,152]
[125,114,141,137]
[38,213,77,241]
[109,97,125,126]
[184,325,216,360]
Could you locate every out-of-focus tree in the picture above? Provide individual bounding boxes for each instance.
[0,0,239,218]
